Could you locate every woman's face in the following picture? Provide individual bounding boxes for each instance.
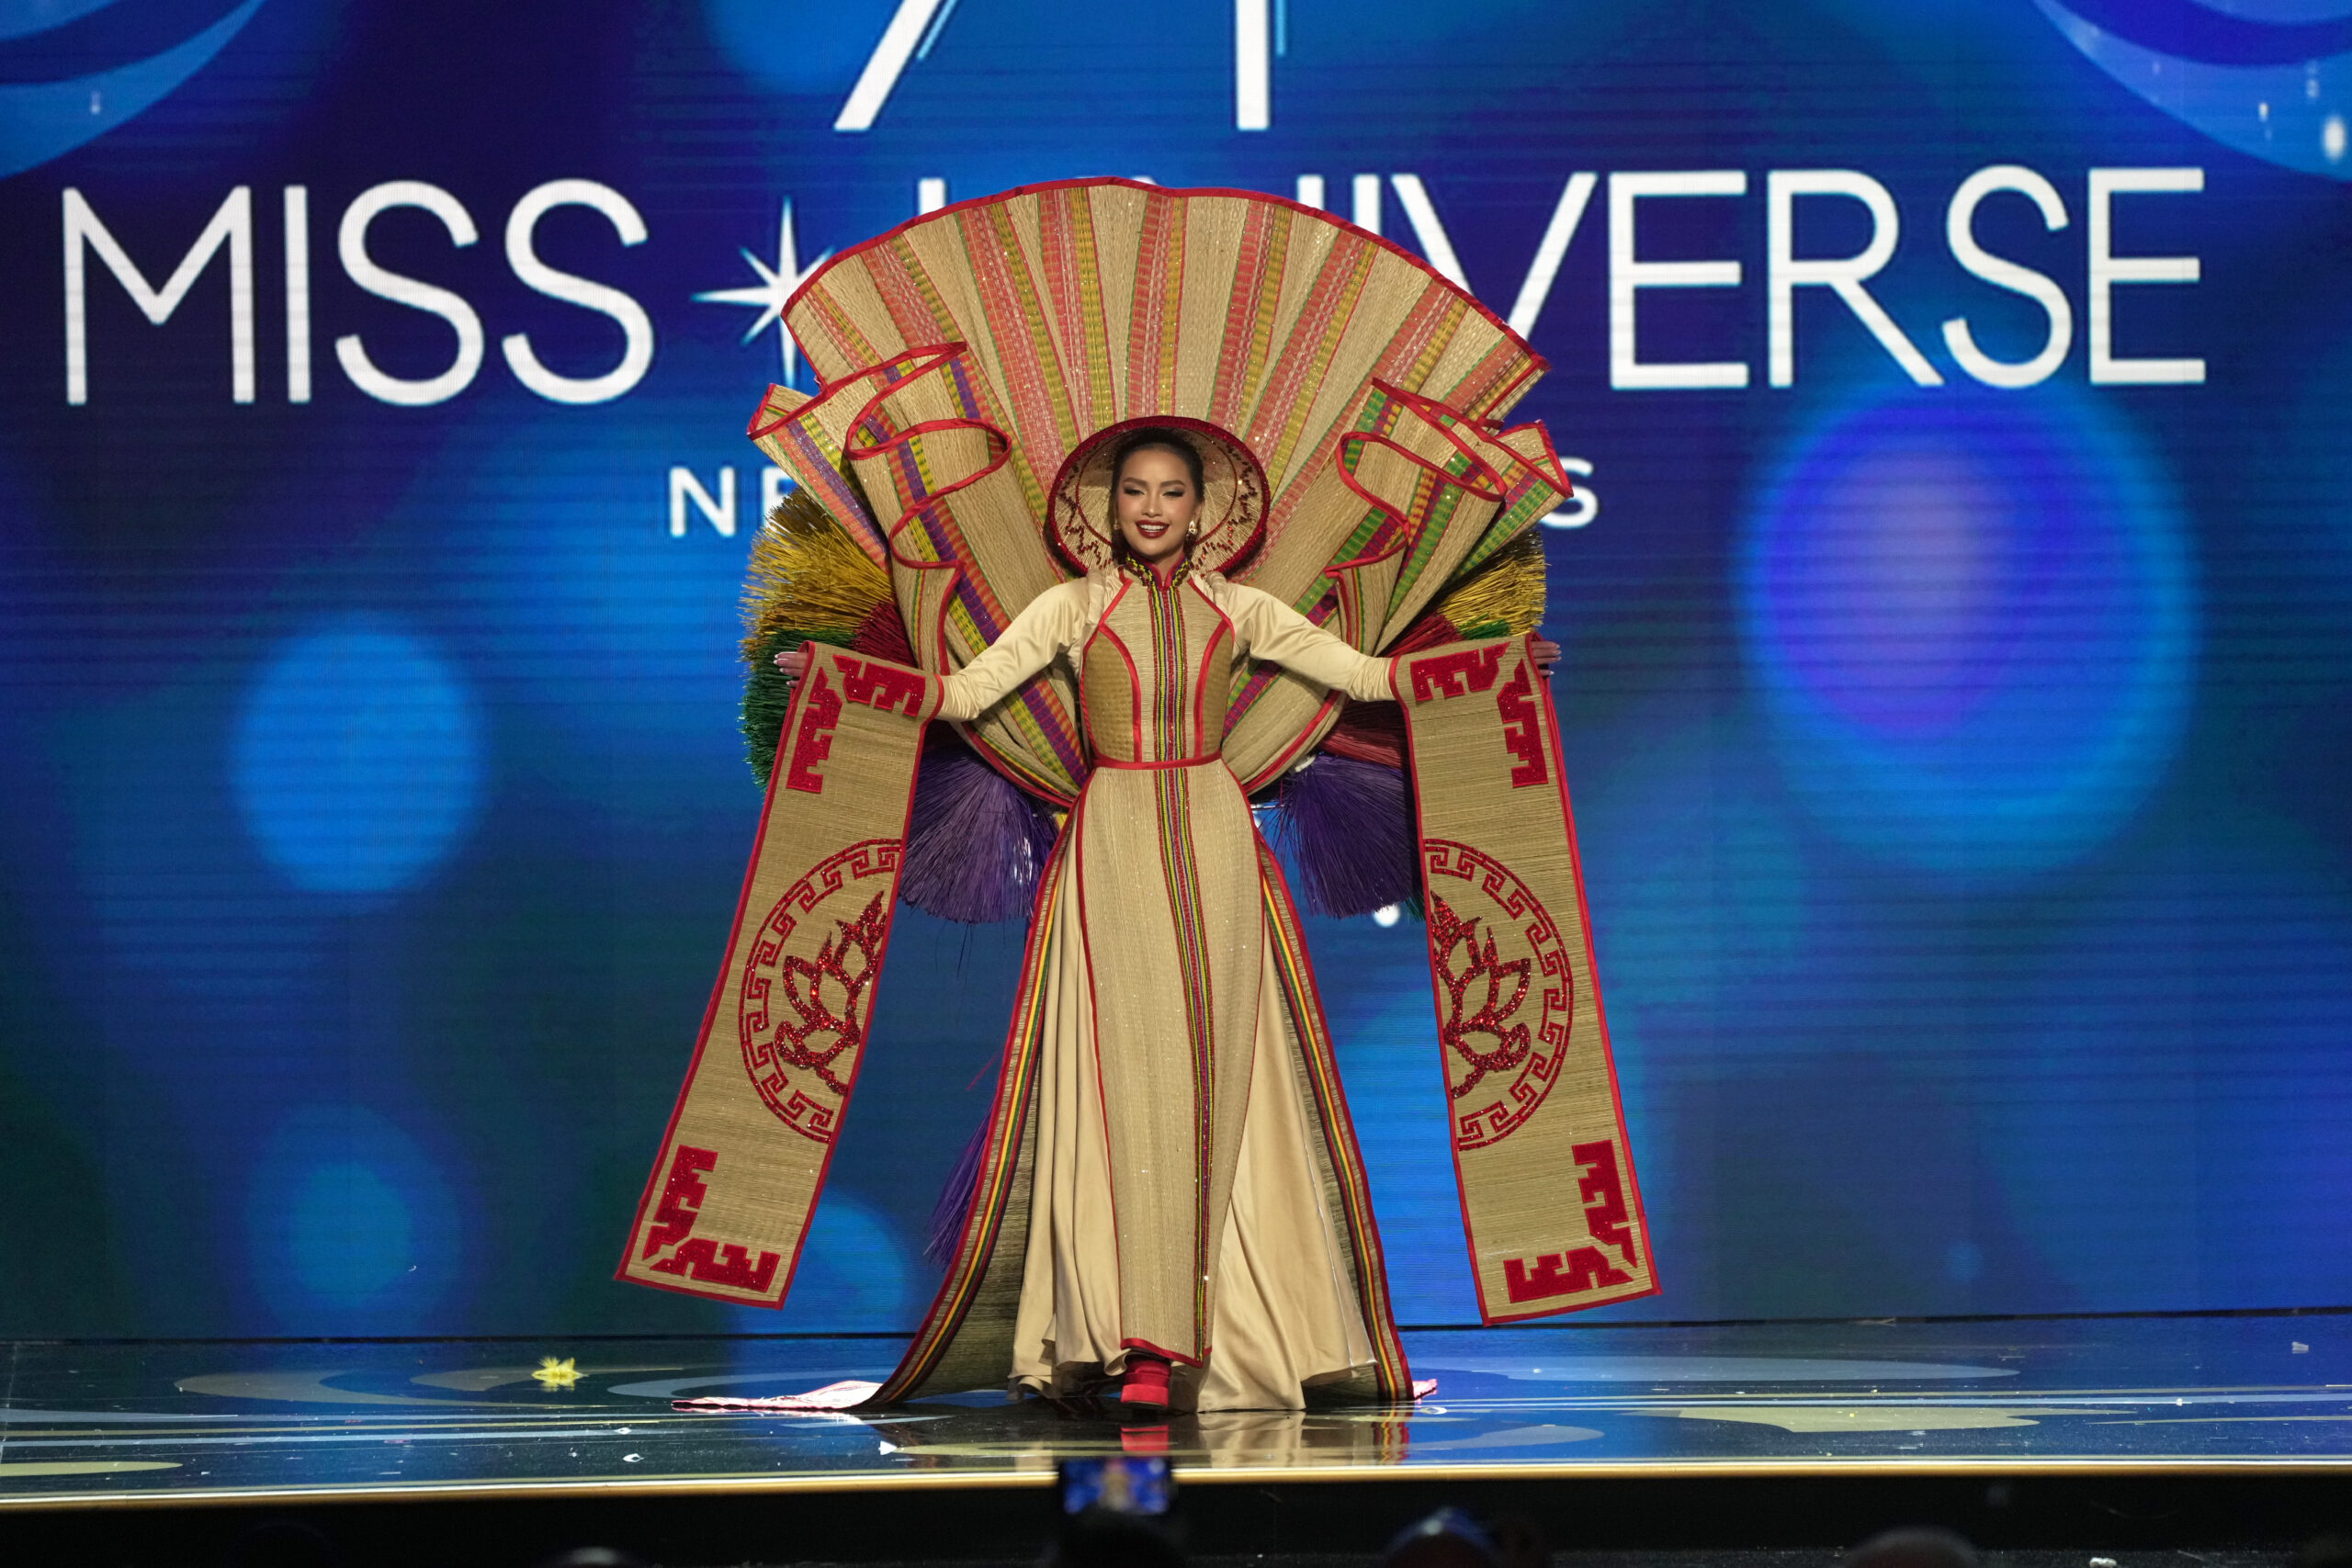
[1114,446,1199,565]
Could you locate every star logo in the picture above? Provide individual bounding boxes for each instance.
[532,1356,581,1390]
[695,200,831,388]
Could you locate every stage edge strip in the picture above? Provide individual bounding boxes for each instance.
[7,1459,2352,1512]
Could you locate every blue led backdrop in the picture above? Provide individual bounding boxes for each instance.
[2,0,2349,1337]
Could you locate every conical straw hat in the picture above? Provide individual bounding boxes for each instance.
[1046,417,1268,576]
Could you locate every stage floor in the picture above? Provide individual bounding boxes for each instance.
[2,1313,2346,1510]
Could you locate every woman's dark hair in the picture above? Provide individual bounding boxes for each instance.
[1110,427,1204,499]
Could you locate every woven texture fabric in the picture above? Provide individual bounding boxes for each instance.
[748,180,1575,802]
[625,184,1639,1363]
[1393,636,1656,1321]
[876,571,1411,1409]
[617,646,937,1305]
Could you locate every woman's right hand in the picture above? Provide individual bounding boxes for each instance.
[773,644,814,682]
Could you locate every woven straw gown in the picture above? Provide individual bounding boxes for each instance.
[739,181,1587,1411]
[903,560,1403,1413]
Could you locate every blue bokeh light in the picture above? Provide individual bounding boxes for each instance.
[246,1105,462,1328]
[1578,714,1812,1054]
[701,0,899,96]
[433,389,755,775]
[231,619,483,895]
[288,1160,412,1301]
[1741,391,2195,882]
[1979,846,2352,1310]
[736,1185,913,1332]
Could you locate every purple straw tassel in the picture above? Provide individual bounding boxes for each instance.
[924,1114,992,1268]
[899,740,1063,923]
[1275,753,1419,918]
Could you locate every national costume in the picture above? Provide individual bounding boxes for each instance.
[619,180,1655,1413]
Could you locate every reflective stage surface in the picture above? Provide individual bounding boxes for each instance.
[3,1314,2346,1509]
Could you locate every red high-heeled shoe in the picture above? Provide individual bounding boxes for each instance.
[1117,1352,1171,1413]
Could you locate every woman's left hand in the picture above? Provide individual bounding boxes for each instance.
[1532,637,1561,673]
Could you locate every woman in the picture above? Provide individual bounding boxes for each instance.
[781,426,1556,1416]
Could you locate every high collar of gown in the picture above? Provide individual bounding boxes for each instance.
[1118,553,1193,591]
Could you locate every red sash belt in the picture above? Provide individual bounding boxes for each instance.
[1091,753,1224,771]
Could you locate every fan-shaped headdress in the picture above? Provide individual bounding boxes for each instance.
[739,179,1570,917]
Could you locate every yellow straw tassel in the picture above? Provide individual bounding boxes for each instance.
[1425,528,1545,638]
[739,487,895,667]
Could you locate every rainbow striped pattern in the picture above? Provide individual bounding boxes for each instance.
[754,180,1574,799]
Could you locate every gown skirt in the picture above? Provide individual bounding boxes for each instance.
[876,571,1410,1413]
[1008,757,1378,1410]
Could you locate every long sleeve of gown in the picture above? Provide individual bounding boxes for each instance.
[1219,582,1396,703]
[936,579,1092,722]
